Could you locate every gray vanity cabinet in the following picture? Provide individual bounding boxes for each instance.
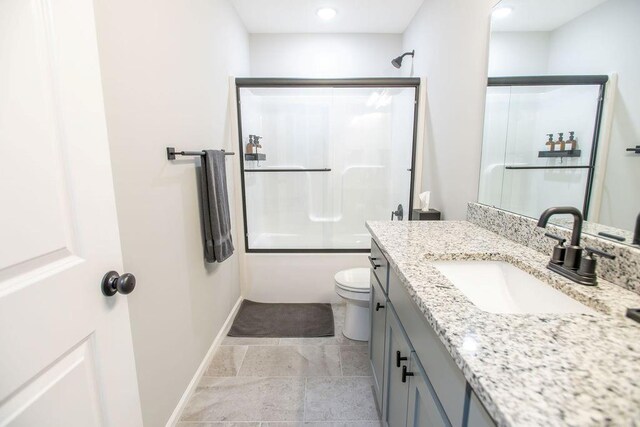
[406,353,450,427]
[369,271,387,411]
[383,307,412,427]
[369,238,496,427]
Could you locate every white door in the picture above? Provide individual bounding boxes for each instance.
[0,0,143,425]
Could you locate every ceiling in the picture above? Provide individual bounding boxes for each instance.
[230,0,425,33]
[491,0,610,32]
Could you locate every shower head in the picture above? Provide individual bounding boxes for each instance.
[391,50,415,68]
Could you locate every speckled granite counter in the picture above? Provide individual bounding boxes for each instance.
[366,220,640,427]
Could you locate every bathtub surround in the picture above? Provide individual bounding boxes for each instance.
[366,220,640,426]
[467,203,640,294]
[93,0,249,425]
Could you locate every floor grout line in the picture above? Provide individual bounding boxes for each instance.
[303,376,308,422]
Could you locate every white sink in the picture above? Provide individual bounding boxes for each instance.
[430,260,595,314]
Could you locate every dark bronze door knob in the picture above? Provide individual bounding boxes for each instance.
[101,271,136,296]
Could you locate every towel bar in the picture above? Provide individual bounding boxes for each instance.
[166,146,235,160]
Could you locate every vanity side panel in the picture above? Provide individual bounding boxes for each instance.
[467,389,496,427]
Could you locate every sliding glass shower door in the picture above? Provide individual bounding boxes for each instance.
[237,79,419,251]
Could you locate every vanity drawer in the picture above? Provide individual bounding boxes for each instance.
[369,239,389,292]
[388,269,467,427]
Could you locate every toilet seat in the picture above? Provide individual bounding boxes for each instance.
[334,268,370,293]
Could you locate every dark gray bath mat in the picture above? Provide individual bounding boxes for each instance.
[227,300,334,338]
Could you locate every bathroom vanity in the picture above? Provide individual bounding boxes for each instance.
[367,220,640,427]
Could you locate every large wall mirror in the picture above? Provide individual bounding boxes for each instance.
[479,0,640,246]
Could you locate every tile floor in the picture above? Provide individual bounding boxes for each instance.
[178,304,382,427]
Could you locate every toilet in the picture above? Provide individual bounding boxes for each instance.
[334,268,371,341]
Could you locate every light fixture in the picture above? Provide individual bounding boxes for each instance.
[317,7,337,20]
[492,7,512,19]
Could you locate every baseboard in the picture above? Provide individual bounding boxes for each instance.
[165,296,243,426]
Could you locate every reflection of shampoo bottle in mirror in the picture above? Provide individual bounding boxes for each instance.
[556,132,566,151]
[546,134,555,151]
[246,135,254,154]
[568,131,577,150]
[419,191,431,212]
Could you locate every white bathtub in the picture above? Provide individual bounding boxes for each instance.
[242,251,370,303]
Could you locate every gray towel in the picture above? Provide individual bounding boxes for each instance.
[200,150,234,263]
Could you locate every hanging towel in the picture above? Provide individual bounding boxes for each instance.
[199,150,234,263]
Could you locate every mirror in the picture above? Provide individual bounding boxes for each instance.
[479,0,640,246]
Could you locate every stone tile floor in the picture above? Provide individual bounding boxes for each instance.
[178,304,382,427]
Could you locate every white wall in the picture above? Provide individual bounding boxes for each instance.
[402,0,496,220]
[250,33,403,77]
[93,1,249,425]
[489,32,550,76]
[546,0,640,231]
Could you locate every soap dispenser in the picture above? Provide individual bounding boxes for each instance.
[545,134,555,151]
[246,135,255,154]
[556,132,566,151]
[544,233,567,264]
[577,247,616,281]
[567,131,577,151]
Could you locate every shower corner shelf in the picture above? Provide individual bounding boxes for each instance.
[245,153,266,161]
[538,149,581,158]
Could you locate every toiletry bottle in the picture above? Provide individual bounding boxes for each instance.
[568,131,577,151]
[556,132,566,151]
[246,135,254,154]
[546,134,555,151]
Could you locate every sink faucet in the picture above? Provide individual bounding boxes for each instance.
[537,206,615,286]
[634,212,640,246]
[537,206,583,270]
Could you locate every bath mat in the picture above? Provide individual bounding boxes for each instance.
[227,300,334,338]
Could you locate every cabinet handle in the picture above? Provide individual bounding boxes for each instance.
[396,351,408,368]
[402,365,414,383]
[375,302,385,312]
[368,256,381,269]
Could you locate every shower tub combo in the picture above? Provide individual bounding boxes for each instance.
[235,78,421,302]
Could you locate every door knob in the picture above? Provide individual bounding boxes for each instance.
[101,271,136,296]
[376,302,385,311]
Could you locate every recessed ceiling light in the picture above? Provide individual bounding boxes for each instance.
[492,7,512,19]
[317,7,337,20]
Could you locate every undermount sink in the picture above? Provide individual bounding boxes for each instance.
[430,260,595,314]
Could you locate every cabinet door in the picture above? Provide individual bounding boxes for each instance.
[383,307,412,427]
[407,353,450,427]
[369,272,387,412]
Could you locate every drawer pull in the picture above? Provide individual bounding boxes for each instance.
[396,351,408,367]
[368,256,381,269]
[402,365,414,383]
[375,302,385,312]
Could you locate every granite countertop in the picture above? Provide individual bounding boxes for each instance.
[366,220,640,427]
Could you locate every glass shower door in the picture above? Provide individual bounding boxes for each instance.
[238,82,417,251]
